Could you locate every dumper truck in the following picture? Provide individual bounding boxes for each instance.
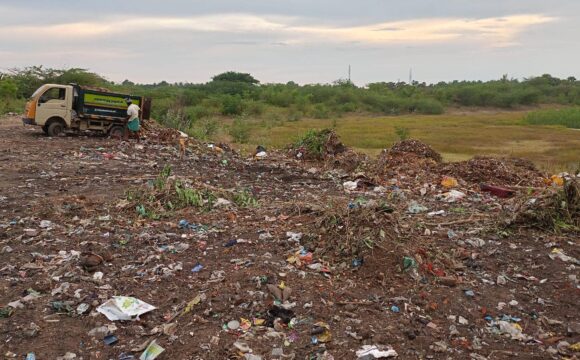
[22,84,151,137]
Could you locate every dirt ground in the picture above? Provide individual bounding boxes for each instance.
[0,115,578,360]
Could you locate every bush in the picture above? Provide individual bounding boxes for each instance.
[189,117,219,140]
[160,108,191,132]
[395,126,411,140]
[221,95,243,116]
[243,100,265,116]
[229,117,251,143]
[185,105,213,120]
[414,98,444,114]
[287,109,303,122]
[525,108,580,129]
[311,103,331,119]
[294,128,332,157]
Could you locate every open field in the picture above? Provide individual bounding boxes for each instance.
[223,110,580,173]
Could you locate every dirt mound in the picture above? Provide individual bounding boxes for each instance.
[441,156,545,186]
[389,139,443,162]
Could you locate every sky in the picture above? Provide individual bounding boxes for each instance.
[1,0,579,85]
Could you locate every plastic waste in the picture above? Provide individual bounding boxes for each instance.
[407,201,428,214]
[441,176,458,188]
[191,263,204,273]
[356,345,398,359]
[497,321,530,341]
[140,340,165,360]
[311,322,332,343]
[97,296,156,321]
[438,190,465,203]
[549,248,580,264]
[343,181,358,191]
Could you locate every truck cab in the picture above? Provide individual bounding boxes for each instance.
[23,84,74,136]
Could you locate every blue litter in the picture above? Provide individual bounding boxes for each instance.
[500,314,521,323]
[179,219,207,232]
[26,353,36,360]
[464,290,475,297]
[391,305,400,313]
[104,334,118,346]
[352,258,363,268]
[192,263,204,273]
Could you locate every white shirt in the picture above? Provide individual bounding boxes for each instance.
[127,104,140,121]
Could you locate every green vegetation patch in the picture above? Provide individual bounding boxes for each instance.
[525,107,580,129]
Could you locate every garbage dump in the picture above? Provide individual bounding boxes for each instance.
[0,114,578,359]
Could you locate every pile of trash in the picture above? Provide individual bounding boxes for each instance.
[375,139,441,178]
[141,119,188,144]
[441,156,545,187]
[509,178,580,230]
[290,129,346,160]
[289,128,369,173]
[312,199,396,261]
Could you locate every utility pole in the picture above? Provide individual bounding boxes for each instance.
[348,65,351,83]
[409,67,413,84]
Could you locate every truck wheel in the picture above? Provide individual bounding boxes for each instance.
[47,121,65,137]
[109,125,125,139]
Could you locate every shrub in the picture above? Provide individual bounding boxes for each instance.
[525,108,580,129]
[190,117,219,140]
[185,104,213,120]
[394,126,411,140]
[229,117,251,143]
[311,103,331,119]
[221,95,243,116]
[294,128,332,157]
[243,100,265,116]
[287,109,303,122]
[414,98,444,114]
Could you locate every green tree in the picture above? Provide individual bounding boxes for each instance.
[211,71,259,84]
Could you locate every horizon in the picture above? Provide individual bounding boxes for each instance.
[1,1,579,84]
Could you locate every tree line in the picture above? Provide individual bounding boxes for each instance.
[1,66,579,128]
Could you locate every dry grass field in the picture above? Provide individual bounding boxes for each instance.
[221,110,580,172]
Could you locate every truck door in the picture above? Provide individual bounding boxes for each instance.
[36,86,70,126]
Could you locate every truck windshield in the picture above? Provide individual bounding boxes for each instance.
[30,87,46,99]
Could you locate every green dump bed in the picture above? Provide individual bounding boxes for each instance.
[75,87,144,120]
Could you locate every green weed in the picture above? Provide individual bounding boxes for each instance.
[233,189,259,207]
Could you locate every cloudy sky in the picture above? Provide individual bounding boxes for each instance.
[1,0,578,85]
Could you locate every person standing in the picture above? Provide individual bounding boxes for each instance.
[125,98,141,142]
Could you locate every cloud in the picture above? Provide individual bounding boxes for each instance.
[0,13,556,48]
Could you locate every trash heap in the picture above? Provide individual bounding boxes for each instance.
[508,178,580,230]
[441,156,545,187]
[289,128,367,173]
[0,114,579,360]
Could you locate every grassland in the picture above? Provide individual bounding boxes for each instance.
[525,107,580,129]
[217,110,580,173]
